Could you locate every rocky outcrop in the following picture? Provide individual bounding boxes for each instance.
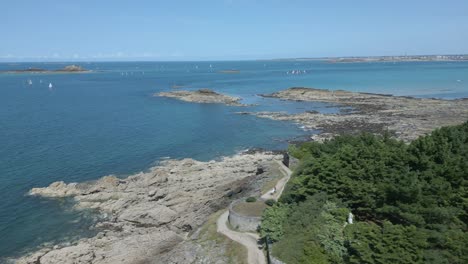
[255,87,468,142]
[157,89,244,106]
[17,152,282,264]
[56,65,87,72]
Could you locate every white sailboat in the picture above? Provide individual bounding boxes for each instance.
[28,79,33,85]
[49,83,53,89]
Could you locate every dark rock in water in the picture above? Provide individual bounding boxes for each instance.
[197,88,217,94]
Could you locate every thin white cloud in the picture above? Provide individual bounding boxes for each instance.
[0,54,14,59]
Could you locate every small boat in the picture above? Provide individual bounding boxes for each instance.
[28,79,32,85]
[49,83,53,89]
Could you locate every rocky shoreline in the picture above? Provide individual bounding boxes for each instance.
[16,152,282,264]
[252,87,468,142]
[156,89,244,106]
[15,86,468,263]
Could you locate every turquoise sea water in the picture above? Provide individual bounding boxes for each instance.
[0,60,467,260]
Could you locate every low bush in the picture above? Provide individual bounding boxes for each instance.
[246,197,256,203]
[265,199,276,206]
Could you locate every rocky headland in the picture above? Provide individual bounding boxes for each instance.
[250,87,468,142]
[16,152,282,264]
[157,89,244,106]
[1,65,90,74]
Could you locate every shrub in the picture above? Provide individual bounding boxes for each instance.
[246,197,256,203]
[265,199,276,206]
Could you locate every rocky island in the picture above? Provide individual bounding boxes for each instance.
[157,89,244,106]
[1,65,90,74]
[16,152,282,264]
[248,87,468,142]
[218,70,240,74]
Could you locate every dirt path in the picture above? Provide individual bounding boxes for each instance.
[216,160,293,263]
[261,160,292,201]
[217,211,266,264]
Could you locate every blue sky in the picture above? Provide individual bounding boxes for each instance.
[1,0,467,61]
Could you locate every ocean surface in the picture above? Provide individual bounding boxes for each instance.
[0,60,467,260]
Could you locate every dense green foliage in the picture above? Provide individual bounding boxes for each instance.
[265,199,277,206]
[261,122,468,263]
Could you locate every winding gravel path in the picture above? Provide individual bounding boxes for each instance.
[216,160,293,263]
[261,160,292,201]
[217,211,266,264]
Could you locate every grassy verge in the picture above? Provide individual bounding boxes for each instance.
[198,210,248,264]
[260,164,282,194]
[232,201,267,217]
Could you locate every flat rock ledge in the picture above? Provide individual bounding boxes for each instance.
[17,152,281,264]
[156,89,244,106]
[255,87,468,142]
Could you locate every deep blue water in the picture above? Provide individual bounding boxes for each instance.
[0,60,467,259]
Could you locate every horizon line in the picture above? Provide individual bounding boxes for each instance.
[1,53,467,63]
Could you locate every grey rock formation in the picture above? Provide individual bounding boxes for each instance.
[156,89,244,106]
[255,87,468,142]
[17,153,282,264]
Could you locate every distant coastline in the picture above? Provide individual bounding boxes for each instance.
[0,64,91,74]
[264,54,468,63]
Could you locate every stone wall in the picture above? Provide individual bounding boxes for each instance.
[283,152,300,170]
[228,200,262,232]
